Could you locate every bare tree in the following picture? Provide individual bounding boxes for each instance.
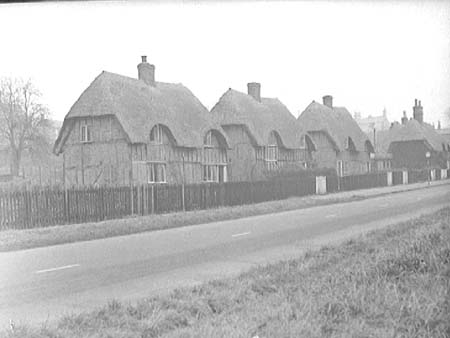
[0,78,50,177]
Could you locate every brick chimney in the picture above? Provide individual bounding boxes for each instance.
[137,55,155,86]
[401,111,408,125]
[247,82,261,102]
[412,98,423,123]
[323,95,333,108]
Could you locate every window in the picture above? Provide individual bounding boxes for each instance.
[266,145,278,162]
[366,162,371,172]
[150,125,163,144]
[203,165,218,182]
[80,124,91,143]
[147,163,166,183]
[203,165,227,182]
[299,135,306,149]
[204,131,213,147]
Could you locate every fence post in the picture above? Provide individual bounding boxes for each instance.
[387,172,393,186]
[315,176,327,195]
[151,184,155,214]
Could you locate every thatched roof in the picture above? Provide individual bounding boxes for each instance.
[54,71,228,154]
[378,119,450,154]
[297,101,373,152]
[210,88,303,149]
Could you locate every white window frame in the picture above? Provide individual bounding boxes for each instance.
[150,125,163,144]
[147,162,166,183]
[203,164,218,182]
[266,145,278,162]
[203,164,227,183]
[204,131,213,148]
[80,124,91,143]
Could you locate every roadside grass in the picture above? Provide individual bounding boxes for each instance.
[0,194,364,252]
[4,207,450,338]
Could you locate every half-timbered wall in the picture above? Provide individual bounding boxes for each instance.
[303,131,337,171]
[337,150,370,176]
[131,125,228,184]
[308,131,370,176]
[61,116,130,186]
[222,125,262,181]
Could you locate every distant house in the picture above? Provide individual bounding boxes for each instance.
[369,129,393,171]
[54,56,230,186]
[354,108,390,136]
[297,95,374,176]
[210,83,314,181]
[376,100,450,170]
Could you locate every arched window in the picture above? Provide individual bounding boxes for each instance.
[345,137,357,152]
[204,130,213,147]
[150,124,163,144]
[204,129,228,149]
[304,134,316,152]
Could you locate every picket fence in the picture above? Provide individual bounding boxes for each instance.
[0,169,448,230]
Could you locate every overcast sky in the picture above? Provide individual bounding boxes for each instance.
[0,0,449,126]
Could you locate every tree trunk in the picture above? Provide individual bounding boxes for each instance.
[10,148,21,177]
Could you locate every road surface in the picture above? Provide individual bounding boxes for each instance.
[0,184,449,326]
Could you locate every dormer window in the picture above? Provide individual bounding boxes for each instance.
[299,135,306,149]
[80,124,91,143]
[345,137,357,152]
[204,131,213,147]
[150,124,163,144]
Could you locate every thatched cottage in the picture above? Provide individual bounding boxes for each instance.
[297,95,374,176]
[54,56,230,186]
[210,83,315,181]
[375,100,450,170]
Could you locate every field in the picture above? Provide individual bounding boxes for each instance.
[4,207,450,338]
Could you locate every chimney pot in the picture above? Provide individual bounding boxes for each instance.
[323,95,333,108]
[247,82,261,102]
[401,111,408,125]
[137,56,155,86]
[413,98,423,123]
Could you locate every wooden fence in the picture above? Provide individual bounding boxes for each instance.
[0,177,316,230]
[0,169,448,230]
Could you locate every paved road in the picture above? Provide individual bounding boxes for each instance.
[0,184,449,326]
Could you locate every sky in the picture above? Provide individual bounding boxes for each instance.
[0,0,449,127]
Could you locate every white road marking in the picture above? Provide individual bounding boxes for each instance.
[35,264,80,274]
[232,232,251,238]
[325,214,337,218]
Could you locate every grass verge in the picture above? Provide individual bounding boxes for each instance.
[0,194,364,252]
[4,207,450,338]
